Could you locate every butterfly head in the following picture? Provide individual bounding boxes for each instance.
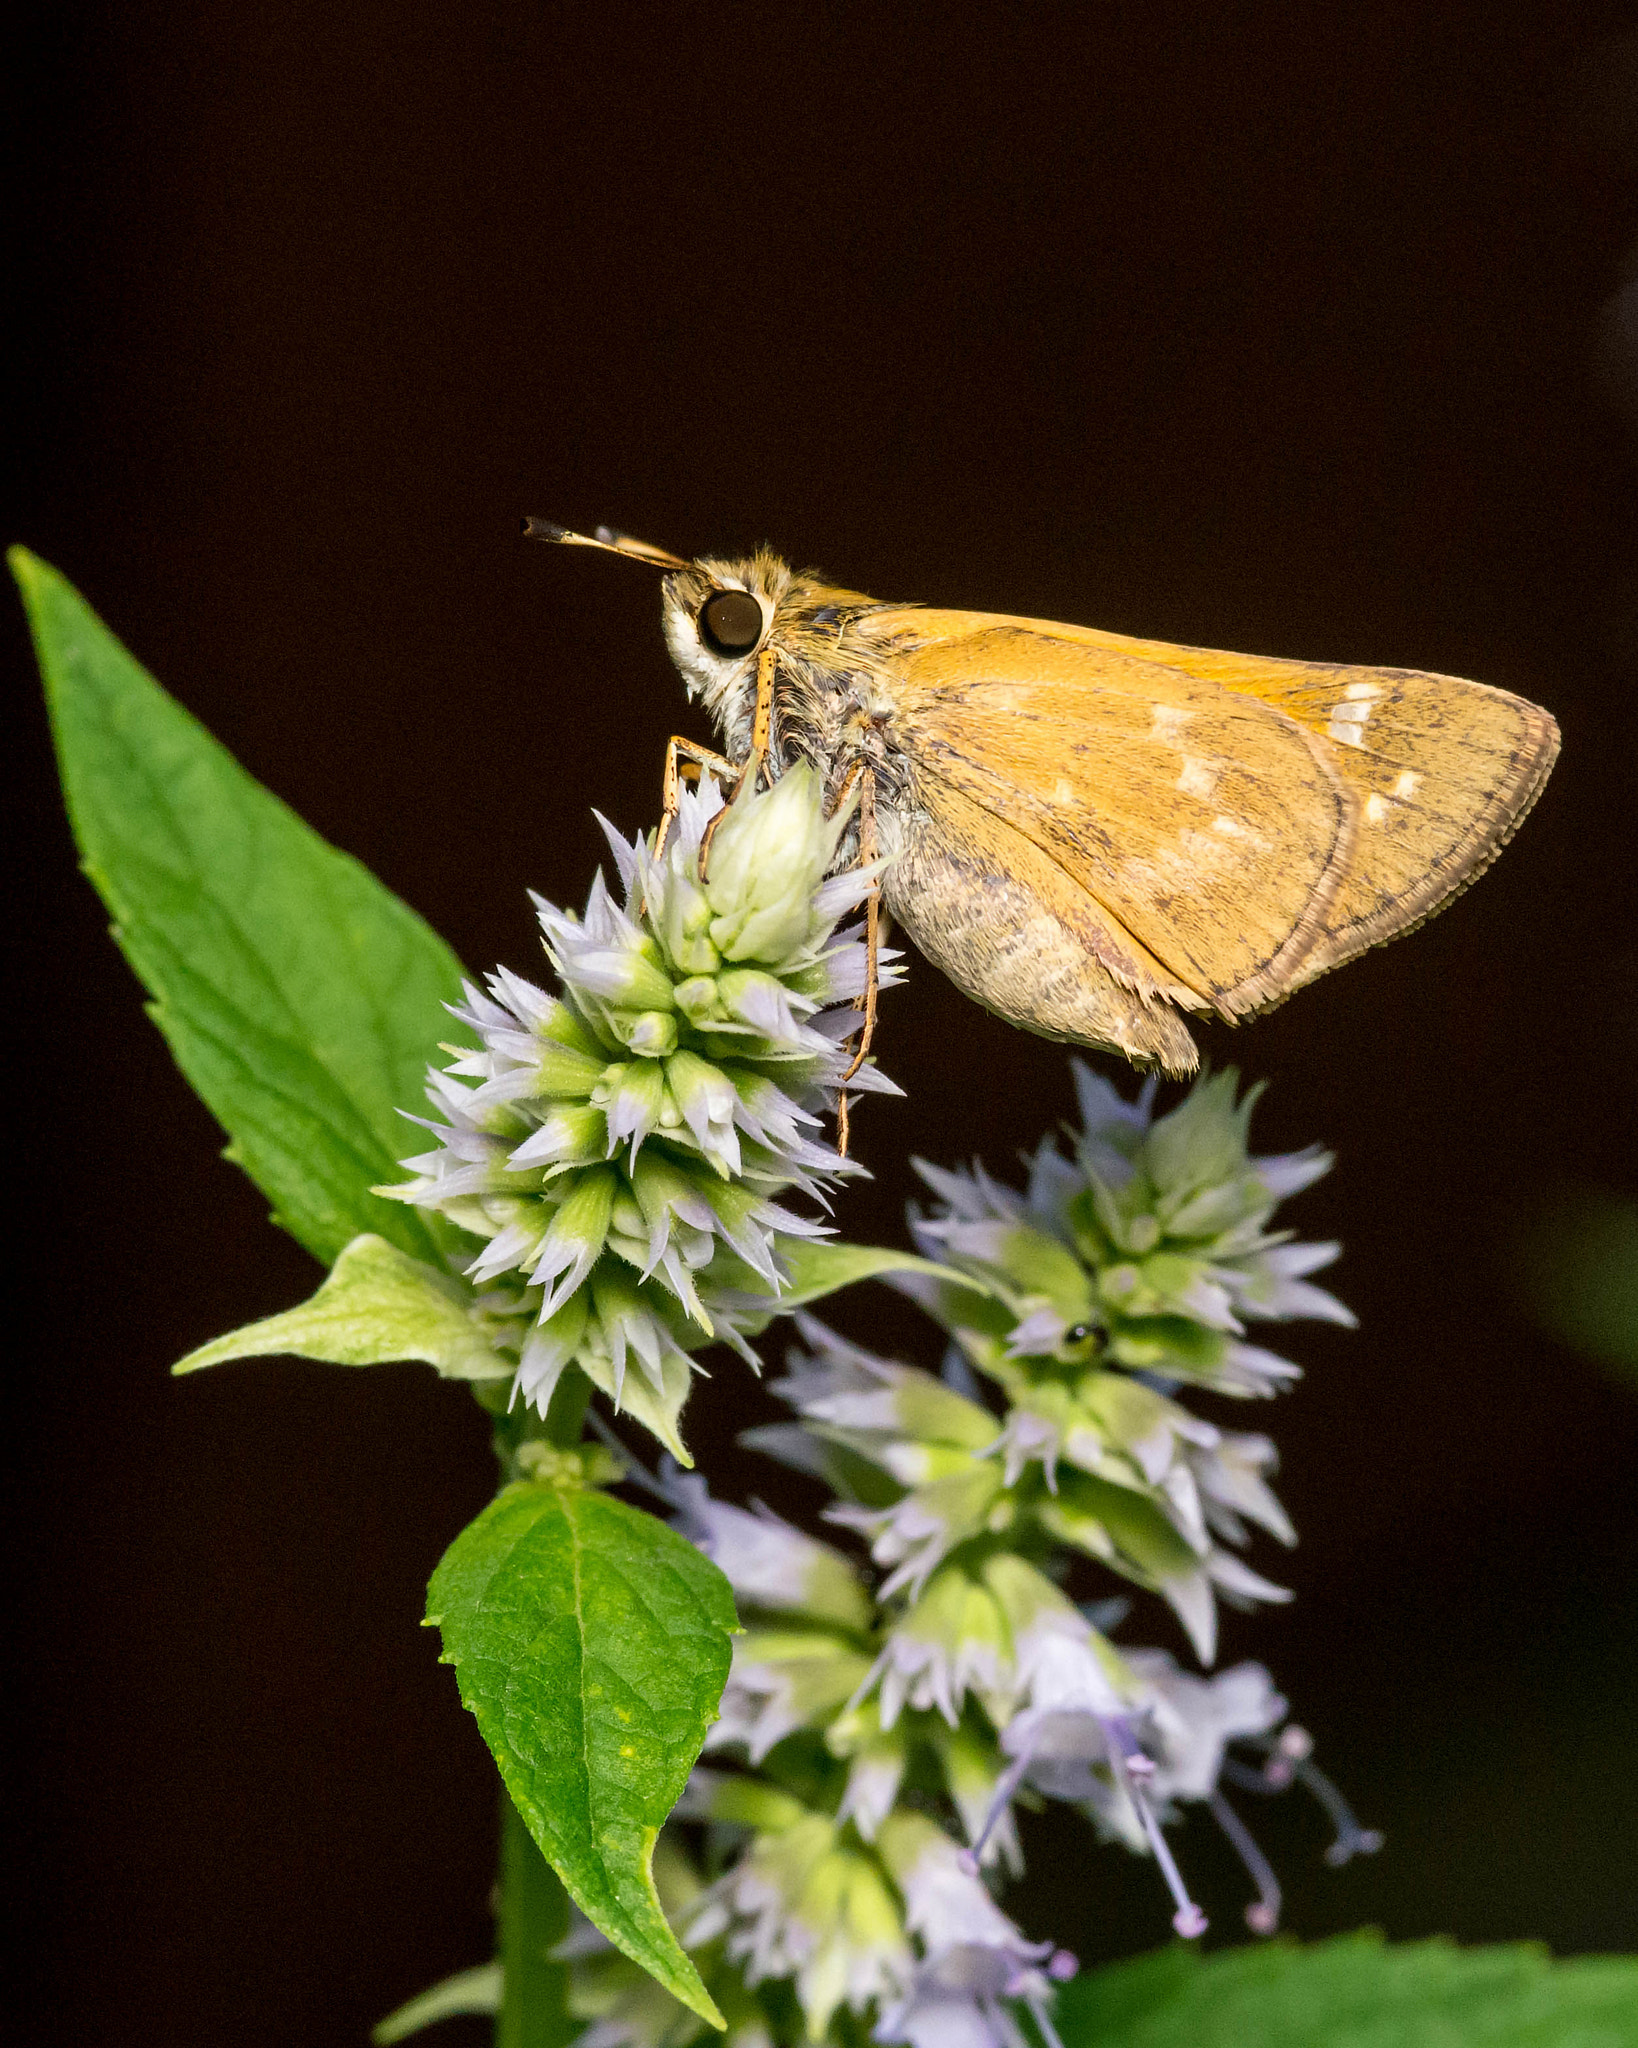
[659,547,792,720]
[522,519,889,759]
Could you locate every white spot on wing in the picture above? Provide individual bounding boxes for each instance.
[1053,776,1075,805]
[1209,814,1266,845]
[1150,704,1192,743]
[1326,695,1375,748]
[1364,792,1390,824]
[1116,815,1270,899]
[1392,770,1420,798]
[1176,756,1218,799]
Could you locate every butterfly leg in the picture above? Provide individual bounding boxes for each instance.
[837,765,880,1158]
[698,645,776,880]
[654,734,736,865]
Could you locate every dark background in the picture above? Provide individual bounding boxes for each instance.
[9,4,1638,2043]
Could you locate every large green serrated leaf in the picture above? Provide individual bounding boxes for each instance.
[427,1481,736,2028]
[1056,1932,1638,2048]
[13,547,465,1266]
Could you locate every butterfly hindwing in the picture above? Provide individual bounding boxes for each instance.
[882,771,1205,1074]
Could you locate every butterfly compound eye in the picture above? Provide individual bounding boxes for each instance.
[699,589,765,656]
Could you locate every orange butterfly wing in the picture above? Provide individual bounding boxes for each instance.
[1009,620,1561,989]
[859,606,1556,1023]
[865,610,1354,1017]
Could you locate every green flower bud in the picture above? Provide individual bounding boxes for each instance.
[652,868,722,977]
[666,1048,740,1174]
[595,1061,669,1160]
[568,946,677,1012]
[606,1009,677,1055]
[507,1102,607,1173]
[529,1043,608,1098]
[672,974,722,1025]
[704,763,840,964]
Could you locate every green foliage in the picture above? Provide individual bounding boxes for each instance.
[1056,1933,1638,2048]
[428,1477,738,2027]
[497,1795,575,2048]
[1517,1186,1638,1382]
[14,547,465,1266]
[173,1232,514,1381]
[373,1964,502,2043]
[770,1240,973,1309]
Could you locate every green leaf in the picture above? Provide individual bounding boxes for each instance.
[427,1479,736,2028]
[718,1239,983,1331]
[1054,1932,1638,2048]
[13,547,466,1266]
[775,1239,977,1306]
[372,1963,502,2044]
[173,1232,512,1381]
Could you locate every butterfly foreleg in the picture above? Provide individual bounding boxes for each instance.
[699,645,776,879]
[654,734,737,865]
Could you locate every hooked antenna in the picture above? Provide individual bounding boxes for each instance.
[521,518,688,570]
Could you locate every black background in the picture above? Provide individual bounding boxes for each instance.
[9,5,1638,2044]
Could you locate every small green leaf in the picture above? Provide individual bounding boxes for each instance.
[427,1480,736,2027]
[719,1239,982,1327]
[775,1239,976,1305]
[173,1232,512,1381]
[1055,1932,1638,2048]
[13,547,466,1266]
[372,1963,502,2044]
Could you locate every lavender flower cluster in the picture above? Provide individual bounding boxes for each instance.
[560,1066,1379,2048]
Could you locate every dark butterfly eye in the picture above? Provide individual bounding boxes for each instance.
[699,589,764,655]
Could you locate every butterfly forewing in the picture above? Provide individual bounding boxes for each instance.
[862,606,1557,1021]
[1185,650,1555,986]
[995,621,1561,990]
[869,611,1355,1017]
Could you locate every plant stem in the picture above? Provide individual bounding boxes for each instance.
[492,1366,590,2043]
[481,1364,596,1473]
[543,1363,595,1448]
[496,1792,571,2048]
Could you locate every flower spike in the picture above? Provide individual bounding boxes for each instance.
[381,768,900,1458]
